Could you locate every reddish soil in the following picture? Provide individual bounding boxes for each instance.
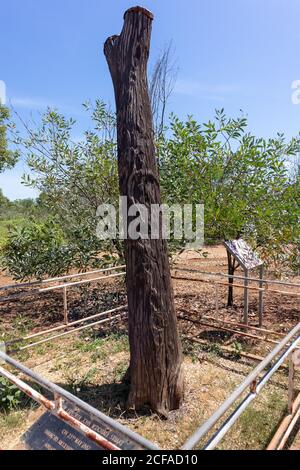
[0,245,299,451]
[0,245,299,354]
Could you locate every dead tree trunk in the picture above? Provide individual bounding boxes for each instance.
[104,6,184,415]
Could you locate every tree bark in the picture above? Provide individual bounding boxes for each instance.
[104,6,184,415]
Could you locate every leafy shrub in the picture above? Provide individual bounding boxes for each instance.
[0,217,123,281]
[1,219,74,280]
[0,377,22,411]
[3,103,299,277]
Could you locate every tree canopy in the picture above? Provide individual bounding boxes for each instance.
[0,105,18,173]
[1,102,299,280]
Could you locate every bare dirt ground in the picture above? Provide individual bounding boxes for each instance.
[0,245,299,450]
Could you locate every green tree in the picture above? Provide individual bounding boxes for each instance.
[3,105,300,279]
[0,188,9,209]
[6,101,121,279]
[159,110,300,267]
[0,105,18,172]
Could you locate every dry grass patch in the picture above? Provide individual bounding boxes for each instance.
[0,328,296,450]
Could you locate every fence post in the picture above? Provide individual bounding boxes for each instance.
[243,269,249,325]
[214,282,219,318]
[288,352,295,413]
[258,265,264,327]
[63,287,68,325]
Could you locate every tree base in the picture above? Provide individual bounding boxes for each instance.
[126,365,184,417]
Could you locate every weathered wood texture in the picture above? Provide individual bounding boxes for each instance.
[104,6,184,414]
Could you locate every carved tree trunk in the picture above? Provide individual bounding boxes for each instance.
[104,6,184,415]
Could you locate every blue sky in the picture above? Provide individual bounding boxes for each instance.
[1,0,300,200]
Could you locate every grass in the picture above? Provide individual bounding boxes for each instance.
[0,410,26,433]
[0,327,297,450]
[218,389,287,450]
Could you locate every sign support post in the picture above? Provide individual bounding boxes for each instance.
[258,265,264,327]
[224,239,264,326]
[244,268,249,325]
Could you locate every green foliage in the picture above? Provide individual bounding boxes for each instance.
[0,105,18,172]
[8,101,122,279]
[2,104,299,278]
[0,377,22,411]
[159,110,300,267]
[1,219,73,280]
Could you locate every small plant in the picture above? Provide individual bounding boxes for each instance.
[232,341,243,358]
[0,377,22,411]
[207,342,221,356]
[113,362,128,382]
[182,340,203,362]
[63,367,98,395]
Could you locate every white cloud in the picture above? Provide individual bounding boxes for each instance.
[0,80,6,105]
[8,96,85,116]
[9,97,53,110]
[174,79,239,101]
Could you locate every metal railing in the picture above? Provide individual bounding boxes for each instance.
[1,322,299,450]
[1,266,299,449]
[7,308,128,352]
[181,321,300,450]
[174,266,300,289]
[1,267,127,352]
[173,266,300,327]
[0,349,159,451]
[0,269,126,313]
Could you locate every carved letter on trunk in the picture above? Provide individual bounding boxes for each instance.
[104,6,184,415]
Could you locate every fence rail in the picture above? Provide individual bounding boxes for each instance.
[181,321,300,450]
[174,267,300,288]
[0,265,126,292]
[0,349,159,450]
[1,266,299,449]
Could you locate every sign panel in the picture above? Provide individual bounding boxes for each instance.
[21,402,144,450]
[22,411,101,450]
[224,239,263,270]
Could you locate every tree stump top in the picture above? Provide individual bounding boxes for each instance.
[124,6,154,21]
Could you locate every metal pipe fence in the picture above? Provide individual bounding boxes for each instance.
[0,266,299,449]
[0,271,126,303]
[181,321,300,450]
[174,267,300,289]
[0,349,159,450]
[0,265,126,292]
